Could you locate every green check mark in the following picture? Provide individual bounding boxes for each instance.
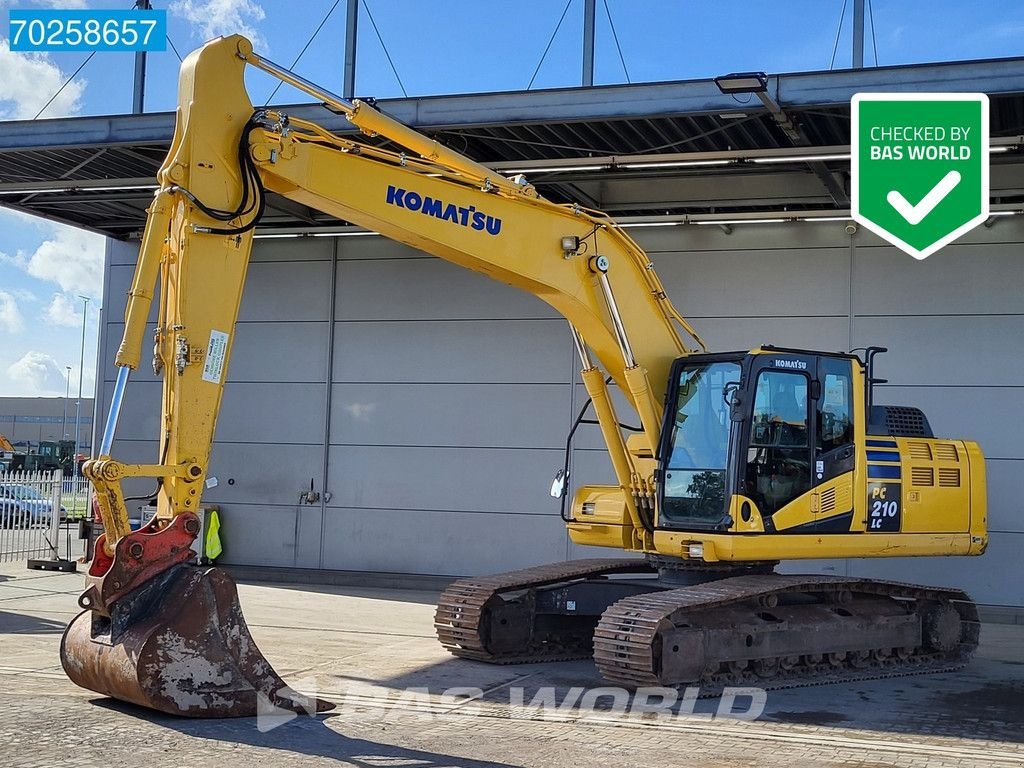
[886,170,962,225]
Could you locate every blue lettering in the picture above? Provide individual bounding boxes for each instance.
[386,185,405,207]
[386,186,500,235]
[422,196,442,217]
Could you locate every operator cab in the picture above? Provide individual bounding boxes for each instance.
[657,347,867,532]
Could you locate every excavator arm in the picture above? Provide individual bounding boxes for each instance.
[64,35,702,716]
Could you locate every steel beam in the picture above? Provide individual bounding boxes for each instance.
[133,53,147,114]
[582,0,596,87]
[853,0,865,69]
[343,0,358,99]
[132,0,153,113]
[0,177,157,193]
[2,57,1023,152]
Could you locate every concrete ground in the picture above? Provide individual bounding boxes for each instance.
[1,560,1022,768]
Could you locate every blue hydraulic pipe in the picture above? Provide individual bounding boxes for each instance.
[99,366,130,457]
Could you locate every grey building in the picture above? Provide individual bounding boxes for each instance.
[0,397,94,449]
[1,57,1022,613]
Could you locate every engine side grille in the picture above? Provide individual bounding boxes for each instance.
[907,441,932,460]
[938,468,961,487]
[911,467,935,486]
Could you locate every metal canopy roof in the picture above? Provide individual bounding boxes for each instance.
[2,56,1024,239]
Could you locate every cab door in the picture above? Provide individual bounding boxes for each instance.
[814,358,856,481]
[743,359,815,521]
[810,357,856,529]
[741,353,859,532]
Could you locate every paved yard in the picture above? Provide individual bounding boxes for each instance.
[1,561,1022,767]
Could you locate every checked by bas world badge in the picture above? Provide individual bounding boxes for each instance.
[851,93,989,260]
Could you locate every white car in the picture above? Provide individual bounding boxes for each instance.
[0,484,67,528]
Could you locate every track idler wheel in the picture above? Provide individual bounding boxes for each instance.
[61,564,334,717]
[922,604,963,653]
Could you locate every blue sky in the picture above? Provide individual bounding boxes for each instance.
[0,0,1023,398]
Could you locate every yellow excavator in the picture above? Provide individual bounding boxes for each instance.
[60,36,987,716]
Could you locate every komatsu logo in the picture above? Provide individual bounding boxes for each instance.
[773,359,808,370]
[386,185,502,235]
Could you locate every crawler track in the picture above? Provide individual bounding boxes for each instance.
[435,558,654,664]
[436,563,979,693]
[593,574,979,694]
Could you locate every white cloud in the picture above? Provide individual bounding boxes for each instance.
[23,225,105,298]
[43,293,80,327]
[0,39,85,120]
[0,290,24,333]
[0,249,26,270]
[171,0,266,47]
[8,350,67,395]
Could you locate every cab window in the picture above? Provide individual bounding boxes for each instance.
[745,370,811,516]
[662,360,739,524]
[819,366,853,453]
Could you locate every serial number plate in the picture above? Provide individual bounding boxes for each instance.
[8,9,166,52]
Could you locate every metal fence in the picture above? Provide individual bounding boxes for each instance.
[0,470,90,565]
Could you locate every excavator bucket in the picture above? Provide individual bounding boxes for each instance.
[61,564,334,717]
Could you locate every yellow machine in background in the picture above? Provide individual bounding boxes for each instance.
[60,35,985,716]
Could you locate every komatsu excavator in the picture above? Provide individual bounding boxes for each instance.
[60,36,987,716]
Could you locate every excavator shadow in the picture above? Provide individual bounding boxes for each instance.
[0,609,68,634]
[328,651,1024,745]
[240,579,445,606]
[330,657,605,700]
[91,698,523,768]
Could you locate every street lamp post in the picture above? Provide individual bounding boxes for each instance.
[73,296,90,477]
[63,365,71,439]
[90,305,102,459]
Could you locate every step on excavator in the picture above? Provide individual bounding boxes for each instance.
[60,35,987,716]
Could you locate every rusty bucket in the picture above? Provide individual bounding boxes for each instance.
[61,564,334,717]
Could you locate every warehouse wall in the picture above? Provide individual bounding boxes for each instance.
[0,396,94,446]
[99,215,1023,608]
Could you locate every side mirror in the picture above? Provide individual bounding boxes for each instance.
[724,381,745,422]
[549,468,567,499]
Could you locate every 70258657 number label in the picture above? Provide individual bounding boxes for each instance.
[8,9,166,52]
